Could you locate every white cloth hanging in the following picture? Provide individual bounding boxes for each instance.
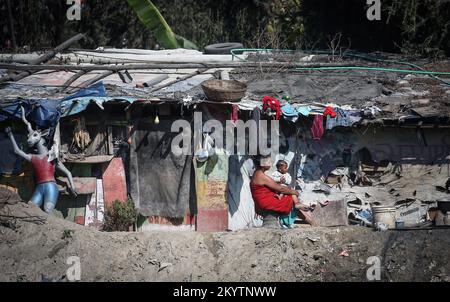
[227,156,262,230]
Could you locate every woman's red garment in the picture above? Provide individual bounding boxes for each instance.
[250,183,294,215]
[31,155,56,184]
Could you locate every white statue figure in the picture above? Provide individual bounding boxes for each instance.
[4,106,77,213]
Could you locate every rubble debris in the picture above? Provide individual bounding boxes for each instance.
[338,250,349,257]
[158,262,173,272]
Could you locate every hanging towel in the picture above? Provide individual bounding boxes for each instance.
[311,115,324,140]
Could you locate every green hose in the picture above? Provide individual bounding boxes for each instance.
[230,48,450,85]
[293,66,450,76]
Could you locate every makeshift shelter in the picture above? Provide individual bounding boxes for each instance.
[1,45,450,231]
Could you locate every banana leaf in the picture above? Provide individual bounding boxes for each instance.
[127,0,198,50]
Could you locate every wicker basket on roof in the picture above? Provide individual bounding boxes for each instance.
[201,79,247,102]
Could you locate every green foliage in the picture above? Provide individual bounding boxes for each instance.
[384,0,450,58]
[127,0,197,50]
[1,0,449,57]
[103,199,137,232]
[265,0,305,47]
[62,229,74,239]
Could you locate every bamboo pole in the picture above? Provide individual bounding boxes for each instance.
[150,68,208,93]
[0,33,86,84]
[66,70,114,94]
[0,61,356,72]
[59,70,89,92]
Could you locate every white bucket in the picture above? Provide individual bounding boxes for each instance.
[371,205,396,229]
[444,213,450,226]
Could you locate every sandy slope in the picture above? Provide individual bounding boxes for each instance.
[1,195,449,282]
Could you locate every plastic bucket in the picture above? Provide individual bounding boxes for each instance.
[371,205,396,229]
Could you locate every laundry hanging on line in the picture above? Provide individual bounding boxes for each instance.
[311,114,324,140]
[326,107,362,129]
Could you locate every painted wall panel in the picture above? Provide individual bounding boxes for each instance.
[102,158,127,207]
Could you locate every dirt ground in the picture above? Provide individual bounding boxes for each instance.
[1,194,449,282]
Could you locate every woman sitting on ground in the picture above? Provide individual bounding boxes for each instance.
[250,155,315,226]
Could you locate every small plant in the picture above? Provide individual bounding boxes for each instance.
[103,199,137,232]
[62,229,74,239]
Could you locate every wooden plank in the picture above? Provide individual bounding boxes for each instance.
[56,176,97,195]
[107,126,114,155]
[85,189,96,227]
[196,209,228,232]
[55,194,89,225]
[195,152,229,231]
[65,155,114,164]
[310,199,348,227]
[96,178,105,224]
[102,158,127,207]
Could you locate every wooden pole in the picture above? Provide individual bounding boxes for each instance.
[0,61,357,72]
[150,68,208,93]
[59,70,89,92]
[66,70,114,94]
[0,33,86,84]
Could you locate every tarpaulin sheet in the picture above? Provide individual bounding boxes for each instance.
[60,96,137,117]
[60,82,138,117]
[63,81,107,100]
[0,99,61,129]
[129,119,196,218]
[0,82,107,125]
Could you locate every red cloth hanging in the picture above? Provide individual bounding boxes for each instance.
[262,96,281,120]
[311,115,324,140]
[323,106,337,118]
[231,104,239,123]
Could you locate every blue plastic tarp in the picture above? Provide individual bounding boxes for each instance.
[0,82,108,126]
[61,96,137,117]
[60,81,137,117]
[0,99,61,129]
[1,82,139,123]
[62,81,107,100]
